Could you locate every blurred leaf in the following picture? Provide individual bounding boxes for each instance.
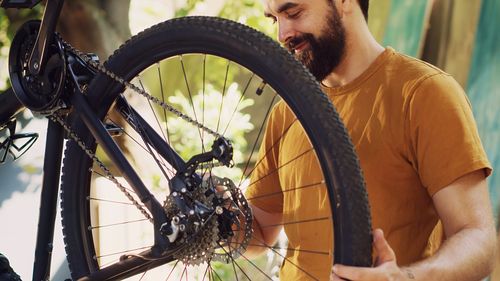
[219,0,277,39]
[22,163,40,174]
[174,0,198,18]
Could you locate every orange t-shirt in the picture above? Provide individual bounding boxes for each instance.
[245,47,492,280]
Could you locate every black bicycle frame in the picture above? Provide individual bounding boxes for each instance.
[32,118,64,281]
[1,1,191,279]
[28,0,64,75]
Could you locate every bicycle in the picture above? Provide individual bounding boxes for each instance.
[0,0,372,280]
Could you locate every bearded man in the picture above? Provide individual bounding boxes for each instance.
[244,0,497,280]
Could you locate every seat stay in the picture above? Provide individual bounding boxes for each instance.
[28,0,65,75]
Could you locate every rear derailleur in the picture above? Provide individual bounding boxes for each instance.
[160,137,253,265]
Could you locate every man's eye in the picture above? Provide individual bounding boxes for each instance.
[287,11,301,19]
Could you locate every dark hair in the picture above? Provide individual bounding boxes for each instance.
[358,0,369,21]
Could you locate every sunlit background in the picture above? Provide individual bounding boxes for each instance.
[0,0,499,280]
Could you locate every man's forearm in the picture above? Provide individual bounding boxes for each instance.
[242,204,283,259]
[243,215,268,258]
[404,227,497,281]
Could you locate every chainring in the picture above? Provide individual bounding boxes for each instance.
[8,20,66,113]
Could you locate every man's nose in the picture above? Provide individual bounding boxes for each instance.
[277,20,294,44]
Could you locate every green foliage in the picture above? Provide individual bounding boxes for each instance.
[0,10,8,50]
[174,0,199,18]
[210,251,281,280]
[0,10,11,91]
[219,0,277,39]
[171,0,276,38]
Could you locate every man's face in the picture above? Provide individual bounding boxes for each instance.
[264,0,346,81]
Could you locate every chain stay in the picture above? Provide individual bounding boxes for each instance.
[49,113,153,223]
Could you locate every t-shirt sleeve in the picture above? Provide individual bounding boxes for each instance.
[244,103,284,213]
[406,73,492,196]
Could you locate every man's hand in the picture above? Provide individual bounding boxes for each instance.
[331,170,495,281]
[330,229,411,281]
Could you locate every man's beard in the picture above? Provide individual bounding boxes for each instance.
[286,8,346,81]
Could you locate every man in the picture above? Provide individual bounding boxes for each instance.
[244,0,497,280]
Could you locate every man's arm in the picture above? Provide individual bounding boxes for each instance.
[331,169,497,281]
[243,203,283,258]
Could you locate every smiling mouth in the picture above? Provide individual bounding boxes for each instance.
[291,41,308,55]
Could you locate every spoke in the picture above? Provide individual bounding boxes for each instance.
[118,94,175,183]
[106,117,176,177]
[179,55,203,141]
[165,260,180,281]
[138,269,147,281]
[235,249,274,280]
[251,236,320,281]
[230,241,329,256]
[88,197,136,206]
[155,64,171,143]
[245,181,323,202]
[247,148,313,189]
[138,78,178,172]
[180,265,188,280]
[222,73,255,136]
[259,216,329,229]
[208,266,213,281]
[210,266,224,281]
[95,245,152,260]
[89,218,149,230]
[216,60,231,133]
[217,243,251,281]
[238,91,278,187]
[201,54,206,152]
[230,243,240,281]
[239,118,299,186]
[202,263,210,281]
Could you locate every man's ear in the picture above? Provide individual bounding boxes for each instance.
[337,0,355,17]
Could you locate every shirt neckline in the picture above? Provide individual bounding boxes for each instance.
[321,47,395,96]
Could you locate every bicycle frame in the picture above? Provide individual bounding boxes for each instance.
[33,119,64,281]
[1,1,199,279]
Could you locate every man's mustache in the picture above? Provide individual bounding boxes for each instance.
[285,34,314,53]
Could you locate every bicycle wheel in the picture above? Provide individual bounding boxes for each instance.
[61,16,372,280]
